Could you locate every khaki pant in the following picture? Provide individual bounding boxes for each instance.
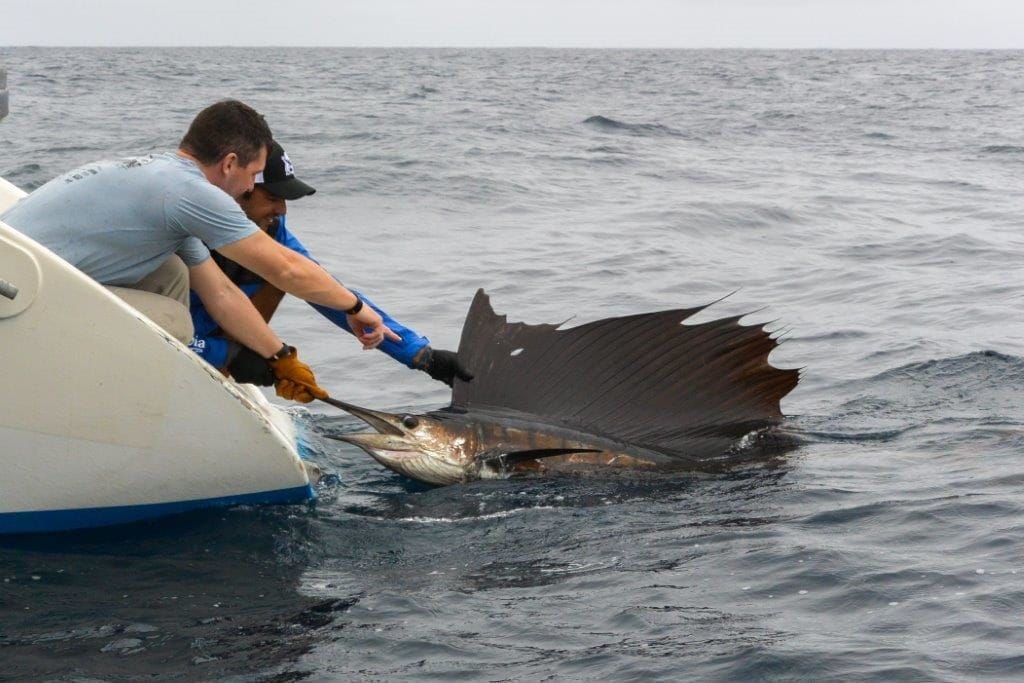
[107,256,194,344]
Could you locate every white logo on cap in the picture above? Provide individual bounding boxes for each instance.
[254,171,265,183]
[281,152,295,177]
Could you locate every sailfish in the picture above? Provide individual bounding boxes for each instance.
[328,290,800,486]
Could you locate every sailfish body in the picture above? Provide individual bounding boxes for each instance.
[331,290,800,486]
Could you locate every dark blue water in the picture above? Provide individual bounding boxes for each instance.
[3,48,1024,680]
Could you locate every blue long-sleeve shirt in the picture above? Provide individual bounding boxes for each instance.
[188,216,430,368]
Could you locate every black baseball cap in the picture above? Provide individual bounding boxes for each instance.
[255,140,316,200]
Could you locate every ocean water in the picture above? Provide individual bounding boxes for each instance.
[3,47,1024,681]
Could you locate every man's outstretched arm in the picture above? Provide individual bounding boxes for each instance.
[188,258,327,402]
[216,230,399,349]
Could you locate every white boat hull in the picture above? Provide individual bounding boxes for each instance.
[0,176,316,534]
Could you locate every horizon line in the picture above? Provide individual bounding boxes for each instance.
[3,44,1024,51]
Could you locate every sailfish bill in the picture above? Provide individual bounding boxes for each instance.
[328,289,800,486]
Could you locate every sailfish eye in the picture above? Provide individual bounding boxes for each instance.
[401,415,420,429]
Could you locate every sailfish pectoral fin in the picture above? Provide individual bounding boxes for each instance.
[478,447,602,468]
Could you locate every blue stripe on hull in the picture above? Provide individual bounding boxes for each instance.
[0,484,316,535]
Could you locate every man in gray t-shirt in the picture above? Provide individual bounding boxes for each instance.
[2,152,258,286]
[0,99,398,404]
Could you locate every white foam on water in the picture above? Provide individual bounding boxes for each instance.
[386,505,558,524]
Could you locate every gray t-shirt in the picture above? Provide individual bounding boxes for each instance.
[0,152,258,285]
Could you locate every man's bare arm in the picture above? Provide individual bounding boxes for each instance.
[189,257,283,358]
[217,231,357,309]
[217,231,399,347]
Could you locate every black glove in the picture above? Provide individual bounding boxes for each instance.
[417,347,473,387]
[226,344,276,386]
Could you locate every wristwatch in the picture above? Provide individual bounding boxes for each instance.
[268,343,292,361]
[345,297,364,315]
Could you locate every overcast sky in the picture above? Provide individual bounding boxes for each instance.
[2,0,1023,49]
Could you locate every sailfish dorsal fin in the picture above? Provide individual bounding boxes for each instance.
[450,290,799,461]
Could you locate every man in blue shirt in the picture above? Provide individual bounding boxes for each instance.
[189,140,472,388]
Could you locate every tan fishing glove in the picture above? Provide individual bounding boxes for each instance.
[268,346,328,403]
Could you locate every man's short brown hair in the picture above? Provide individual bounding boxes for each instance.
[179,100,274,166]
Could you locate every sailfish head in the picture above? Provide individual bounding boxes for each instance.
[326,400,601,486]
[326,400,478,486]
